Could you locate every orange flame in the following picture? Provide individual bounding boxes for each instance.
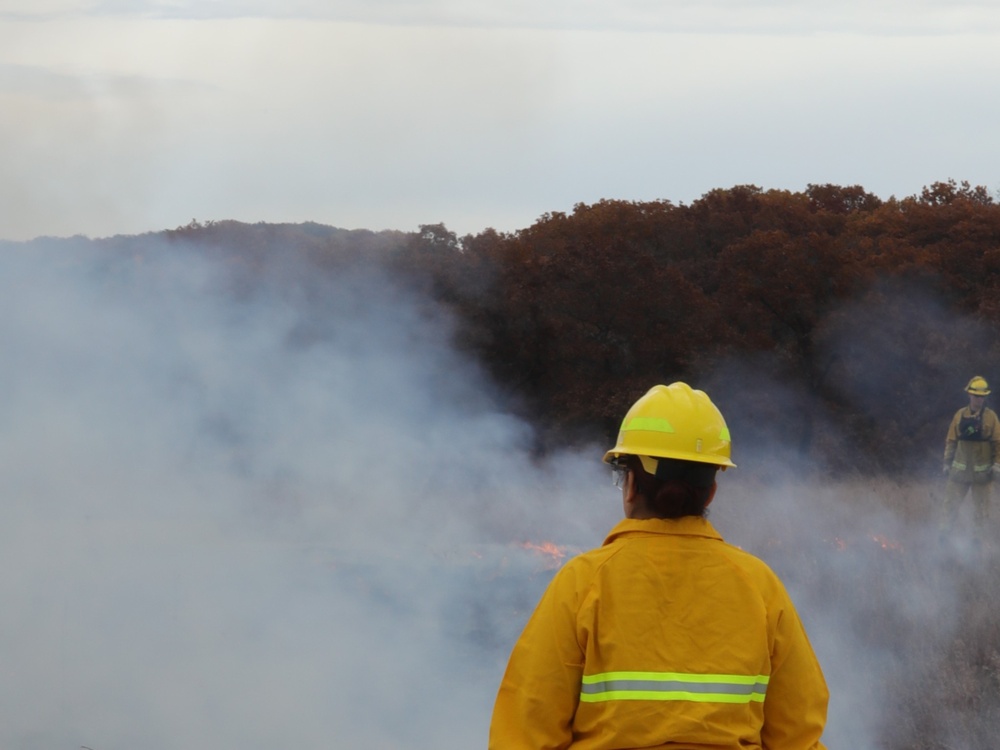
[519,540,568,568]
[871,534,902,551]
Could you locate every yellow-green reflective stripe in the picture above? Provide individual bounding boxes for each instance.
[621,420,731,444]
[581,690,765,704]
[580,672,768,704]
[582,671,769,685]
[623,417,675,433]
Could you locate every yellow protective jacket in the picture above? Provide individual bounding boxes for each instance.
[944,406,1000,484]
[489,517,828,750]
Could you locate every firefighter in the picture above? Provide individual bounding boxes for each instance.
[941,376,1000,533]
[489,383,828,750]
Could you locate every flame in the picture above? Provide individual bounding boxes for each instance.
[871,533,902,551]
[519,540,568,568]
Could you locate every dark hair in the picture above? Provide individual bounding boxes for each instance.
[626,455,717,519]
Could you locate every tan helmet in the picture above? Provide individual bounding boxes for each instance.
[603,382,736,472]
[966,376,991,396]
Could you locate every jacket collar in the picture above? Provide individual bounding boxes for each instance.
[603,516,724,546]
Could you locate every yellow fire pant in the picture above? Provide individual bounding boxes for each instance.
[942,479,992,530]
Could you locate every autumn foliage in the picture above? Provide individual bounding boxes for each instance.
[396,180,1000,477]
[15,179,1000,476]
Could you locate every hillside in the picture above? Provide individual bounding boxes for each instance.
[5,183,1000,747]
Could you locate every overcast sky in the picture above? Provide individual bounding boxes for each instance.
[2,0,1000,240]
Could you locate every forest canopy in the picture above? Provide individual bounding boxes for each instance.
[11,179,1000,477]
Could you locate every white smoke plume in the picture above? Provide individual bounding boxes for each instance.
[0,242,615,749]
[0,239,994,749]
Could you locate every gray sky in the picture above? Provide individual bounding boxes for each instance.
[2,0,999,240]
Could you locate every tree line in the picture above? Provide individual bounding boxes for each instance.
[15,179,1000,476]
[393,180,1000,476]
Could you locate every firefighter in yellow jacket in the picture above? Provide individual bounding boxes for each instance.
[942,376,1000,532]
[489,383,828,750]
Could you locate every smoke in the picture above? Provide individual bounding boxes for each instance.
[0,241,615,749]
[2,240,998,749]
[702,276,1000,749]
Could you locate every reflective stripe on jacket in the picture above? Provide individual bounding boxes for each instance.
[945,406,1000,484]
[488,516,828,750]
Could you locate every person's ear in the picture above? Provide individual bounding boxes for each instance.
[622,470,637,517]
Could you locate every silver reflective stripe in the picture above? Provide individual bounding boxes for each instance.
[580,671,768,704]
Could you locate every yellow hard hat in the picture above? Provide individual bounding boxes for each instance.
[966,376,991,396]
[603,382,736,470]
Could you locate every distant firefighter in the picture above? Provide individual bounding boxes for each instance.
[489,383,828,749]
[942,376,1000,534]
